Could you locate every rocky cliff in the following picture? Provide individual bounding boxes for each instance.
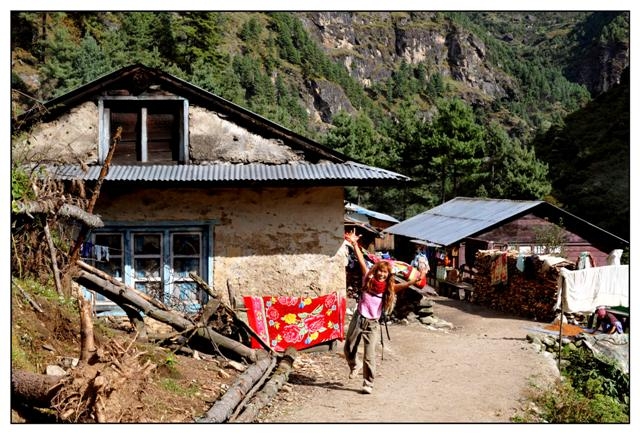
[296,11,628,123]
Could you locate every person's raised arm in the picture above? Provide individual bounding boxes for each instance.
[393,275,420,292]
[345,229,369,276]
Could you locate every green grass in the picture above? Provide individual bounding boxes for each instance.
[159,378,200,397]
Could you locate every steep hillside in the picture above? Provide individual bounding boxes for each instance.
[533,68,630,240]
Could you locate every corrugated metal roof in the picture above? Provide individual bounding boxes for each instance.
[344,216,381,235]
[344,202,400,223]
[384,197,543,246]
[47,162,410,184]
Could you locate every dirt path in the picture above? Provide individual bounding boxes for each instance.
[256,295,560,423]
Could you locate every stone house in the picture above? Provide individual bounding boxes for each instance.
[13,64,409,312]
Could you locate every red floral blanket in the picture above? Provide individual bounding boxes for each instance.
[243,292,346,352]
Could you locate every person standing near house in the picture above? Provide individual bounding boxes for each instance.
[591,306,624,334]
[343,229,420,394]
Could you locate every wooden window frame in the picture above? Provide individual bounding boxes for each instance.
[87,221,216,314]
[98,96,189,164]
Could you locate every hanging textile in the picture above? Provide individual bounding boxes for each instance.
[576,251,596,269]
[243,292,346,352]
[490,252,508,285]
[555,265,629,312]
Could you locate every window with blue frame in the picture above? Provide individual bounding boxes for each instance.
[83,223,212,314]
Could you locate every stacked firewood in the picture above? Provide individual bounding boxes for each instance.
[472,250,574,323]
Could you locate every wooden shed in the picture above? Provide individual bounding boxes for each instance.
[385,197,628,289]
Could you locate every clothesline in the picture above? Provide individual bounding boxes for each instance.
[80,242,112,261]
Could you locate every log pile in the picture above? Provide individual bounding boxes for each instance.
[472,250,574,323]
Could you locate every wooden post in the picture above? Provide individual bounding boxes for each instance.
[557,276,565,369]
[44,221,64,296]
[79,297,97,363]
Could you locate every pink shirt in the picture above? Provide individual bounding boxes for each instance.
[358,291,383,319]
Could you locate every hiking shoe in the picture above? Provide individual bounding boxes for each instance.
[362,385,373,394]
[349,362,362,379]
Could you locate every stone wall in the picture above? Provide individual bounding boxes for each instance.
[95,185,348,302]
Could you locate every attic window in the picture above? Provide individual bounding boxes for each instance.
[99,97,189,164]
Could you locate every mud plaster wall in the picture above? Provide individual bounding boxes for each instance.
[95,186,349,301]
[14,102,99,164]
[15,103,303,164]
[189,106,304,163]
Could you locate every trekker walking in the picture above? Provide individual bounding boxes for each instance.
[343,230,419,394]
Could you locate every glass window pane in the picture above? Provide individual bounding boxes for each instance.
[173,258,200,278]
[173,234,200,256]
[94,234,122,250]
[135,258,160,278]
[134,234,161,254]
[97,261,123,279]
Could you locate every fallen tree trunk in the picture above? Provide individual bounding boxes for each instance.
[228,357,278,421]
[13,201,104,228]
[12,370,65,408]
[77,260,168,311]
[196,356,276,423]
[231,347,297,423]
[74,270,260,362]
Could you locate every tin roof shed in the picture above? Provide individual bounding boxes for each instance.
[384,197,627,248]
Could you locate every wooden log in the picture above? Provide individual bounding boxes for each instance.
[232,347,297,423]
[228,356,278,421]
[74,270,259,362]
[189,272,217,299]
[43,222,64,296]
[11,370,65,408]
[120,304,148,342]
[195,356,276,423]
[79,297,97,363]
[12,279,43,313]
[227,279,237,310]
[77,260,169,311]
[12,201,104,228]
[187,271,274,355]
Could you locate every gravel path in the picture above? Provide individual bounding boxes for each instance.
[256,295,560,424]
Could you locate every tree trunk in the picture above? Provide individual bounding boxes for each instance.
[11,370,64,408]
[43,222,64,296]
[13,201,105,229]
[77,260,168,311]
[67,127,120,267]
[196,356,276,423]
[74,269,260,362]
[231,347,297,423]
[79,297,97,363]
